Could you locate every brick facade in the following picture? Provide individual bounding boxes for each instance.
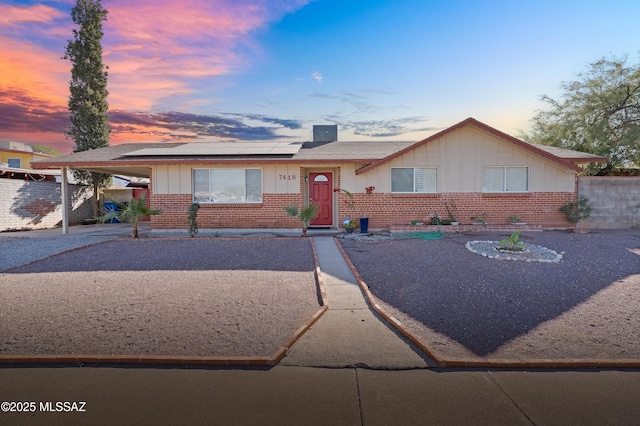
[147,160,577,230]
[150,189,576,230]
[332,191,575,228]
[150,193,308,229]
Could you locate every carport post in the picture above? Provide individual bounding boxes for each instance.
[61,167,69,234]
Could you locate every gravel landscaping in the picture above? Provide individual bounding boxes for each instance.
[0,239,321,358]
[0,235,116,271]
[338,230,640,360]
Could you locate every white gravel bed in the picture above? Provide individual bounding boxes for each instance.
[465,240,563,262]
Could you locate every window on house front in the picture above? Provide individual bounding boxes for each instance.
[391,167,437,193]
[482,166,529,192]
[193,168,262,203]
[7,158,21,168]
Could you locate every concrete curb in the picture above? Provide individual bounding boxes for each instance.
[0,237,329,367]
[333,237,640,369]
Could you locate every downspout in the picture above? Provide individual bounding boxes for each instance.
[61,167,69,234]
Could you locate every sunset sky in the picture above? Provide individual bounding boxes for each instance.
[1,0,639,154]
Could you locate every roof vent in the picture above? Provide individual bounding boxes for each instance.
[312,125,338,142]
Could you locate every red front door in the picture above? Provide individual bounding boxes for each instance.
[309,172,333,226]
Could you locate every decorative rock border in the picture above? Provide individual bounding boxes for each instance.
[465,240,563,263]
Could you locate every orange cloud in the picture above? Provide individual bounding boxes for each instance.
[0,36,69,106]
[0,0,311,152]
[0,4,64,25]
[103,0,310,109]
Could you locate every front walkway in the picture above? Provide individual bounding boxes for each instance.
[280,237,432,368]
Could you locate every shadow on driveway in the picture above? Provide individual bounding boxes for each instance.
[5,238,315,273]
[0,238,321,359]
[339,230,640,356]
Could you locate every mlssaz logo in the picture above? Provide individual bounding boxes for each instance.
[39,401,87,412]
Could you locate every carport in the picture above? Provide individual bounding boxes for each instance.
[31,144,169,234]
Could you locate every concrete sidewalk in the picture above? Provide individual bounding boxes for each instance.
[1,366,639,425]
[1,225,639,425]
[280,236,431,368]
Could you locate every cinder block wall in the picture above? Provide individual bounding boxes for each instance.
[579,177,640,229]
[0,180,94,231]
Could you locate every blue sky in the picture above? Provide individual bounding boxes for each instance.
[1,0,639,152]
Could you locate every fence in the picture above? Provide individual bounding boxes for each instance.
[0,179,94,231]
[578,176,640,229]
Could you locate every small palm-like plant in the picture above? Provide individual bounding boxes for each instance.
[187,202,200,237]
[284,204,319,237]
[96,194,162,238]
[499,230,525,251]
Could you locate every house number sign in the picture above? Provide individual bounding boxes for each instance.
[278,174,297,180]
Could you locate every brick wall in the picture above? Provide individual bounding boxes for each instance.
[150,189,575,230]
[150,193,307,229]
[335,191,575,228]
[0,179,94,231]
[579,177,640,229]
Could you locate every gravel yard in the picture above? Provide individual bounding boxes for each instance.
[0,235,115,271]
[0,239,321,358]
[338,230,640,360]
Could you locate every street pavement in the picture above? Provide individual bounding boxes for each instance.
[0,225,639,425]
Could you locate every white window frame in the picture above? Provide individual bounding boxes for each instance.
[193,168,262,204]
[482,166,529,192]
[391,167,438,193]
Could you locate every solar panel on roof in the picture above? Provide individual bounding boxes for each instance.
[122,142,302,157]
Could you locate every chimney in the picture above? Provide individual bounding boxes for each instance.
[312,125,338,142]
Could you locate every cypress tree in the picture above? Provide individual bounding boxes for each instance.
[64,0,110,214]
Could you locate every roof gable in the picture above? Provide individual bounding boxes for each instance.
[355,117,604,175]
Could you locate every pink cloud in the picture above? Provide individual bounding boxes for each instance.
[106,0,306,43]
[0,4,64,26]
[0,37,70,105]
[0,0,312,151]
[102,0,310,108]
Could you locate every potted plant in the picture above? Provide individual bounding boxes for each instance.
[471,213,488,227]
[508,215,527,225]
[559,196,592,232]
[445,201,459,225]
[343,217,357,233]
[360,186,375,233]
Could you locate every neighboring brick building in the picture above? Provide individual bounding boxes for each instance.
[32,118,606,231]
